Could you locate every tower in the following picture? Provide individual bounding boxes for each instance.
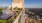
[12,0,24,10]
[12,0,25,23]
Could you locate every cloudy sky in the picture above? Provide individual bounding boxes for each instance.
[0,0,42,8]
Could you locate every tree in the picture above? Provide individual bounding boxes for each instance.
[0,8,3,15]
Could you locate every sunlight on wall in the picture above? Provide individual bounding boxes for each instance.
[12,2,22,8]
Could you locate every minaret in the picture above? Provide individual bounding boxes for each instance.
[12,0,24,10]
[12,0,25,23]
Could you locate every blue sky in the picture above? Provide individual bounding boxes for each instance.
[0,0,42,8]
[0,0,12,6]
[25,0,42,8]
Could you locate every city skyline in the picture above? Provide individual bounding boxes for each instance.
[0,0,42,8]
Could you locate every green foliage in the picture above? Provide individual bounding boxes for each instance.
[0,8,3,15]
[0,8,3,12]
[13,7,22,11]
[0,20,7,23]
[13,7,18,10]
[7,18,15,23]
[17,8,21,10]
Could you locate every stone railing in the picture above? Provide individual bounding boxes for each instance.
[13,11,23,23]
